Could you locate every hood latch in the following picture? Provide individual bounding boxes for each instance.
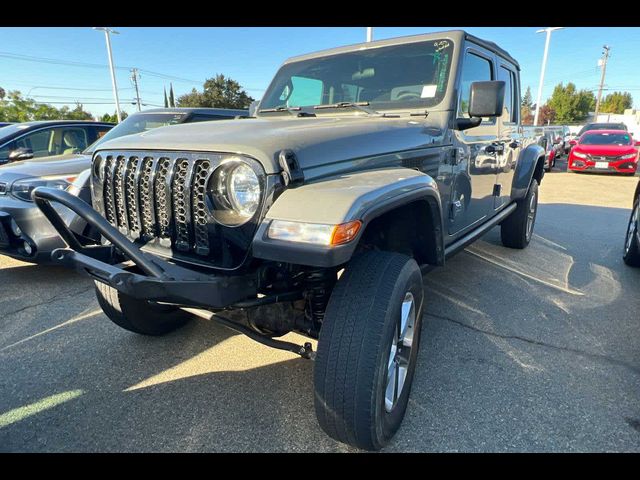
[278,150,305,187]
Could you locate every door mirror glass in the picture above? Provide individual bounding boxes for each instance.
[468,81,505,118]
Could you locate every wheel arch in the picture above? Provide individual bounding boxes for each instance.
[511,143,546,201]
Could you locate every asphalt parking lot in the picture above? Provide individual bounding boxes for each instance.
[1,157,639,452]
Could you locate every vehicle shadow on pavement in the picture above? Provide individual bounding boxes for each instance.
[406,201,640,452]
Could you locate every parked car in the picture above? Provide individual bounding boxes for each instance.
[0,108,248,263]
[564,131,580,154]
[568,129,639,174]
[577,122,627,137]
[34,30,545,451]
[536,130,559,171]
[0,120,114,165]
[623,172,640,266]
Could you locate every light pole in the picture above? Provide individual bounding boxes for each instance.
[366,27,373,42]
[533,27,564,126]
[93,27,122,122]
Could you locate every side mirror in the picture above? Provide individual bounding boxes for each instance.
[569,139,577,146]
[468,81,505,118]
[8,147,34,161]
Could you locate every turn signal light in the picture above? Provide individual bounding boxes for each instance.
[331,220,362,246]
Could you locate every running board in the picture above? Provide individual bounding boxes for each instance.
[444,203,517,259]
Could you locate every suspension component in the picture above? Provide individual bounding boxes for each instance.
[304,268,337,336]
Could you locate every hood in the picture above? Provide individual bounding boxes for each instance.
[0,153,91,183]
[574,144,637,156]
[95,113,448,180]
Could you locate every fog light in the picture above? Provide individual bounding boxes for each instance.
[22,241,33,256]
[10,218,21,237]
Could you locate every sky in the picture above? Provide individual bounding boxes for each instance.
[1,26,640,118]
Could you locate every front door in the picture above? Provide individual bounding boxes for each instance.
[449,46,499,235]
[495,63,520,209]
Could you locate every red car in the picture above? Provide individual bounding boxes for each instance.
[568,129,639,174]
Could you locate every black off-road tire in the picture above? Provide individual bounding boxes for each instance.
[623,196,640,267]
[501,179,539,249]
[95,281,191,336]
[314,251,424,451]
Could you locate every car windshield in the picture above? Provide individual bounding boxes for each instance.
[85,112,187,153]
[260,39,454,112]
[0,123,34,142]
[580,132,632,146]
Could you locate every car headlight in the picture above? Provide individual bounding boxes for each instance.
[572,151,587,159]
[208,159,261,226]
[10,175,76,202]
[620,153,637,160]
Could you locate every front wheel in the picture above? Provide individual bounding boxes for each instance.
[623,197,640,267]
[501,179,539,249]
[314,251,424,451]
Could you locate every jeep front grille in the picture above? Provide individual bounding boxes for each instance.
[93,151,264,265]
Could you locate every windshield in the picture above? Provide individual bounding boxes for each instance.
[260,39,454,112]
[85,112,187,153]
[579,123,626,135]
[580,132,632,146]
[0,123,34,142]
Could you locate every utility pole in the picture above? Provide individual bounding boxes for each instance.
[93,27,122,122]
[366,27,373,42]
[533,27,564,126]
[594,45,611,118]
[130,68,142,112]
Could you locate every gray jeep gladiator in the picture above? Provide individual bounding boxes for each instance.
[33,30,544,450]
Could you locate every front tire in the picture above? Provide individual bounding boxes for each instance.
[623,196,640,267]
[95,281,191,336]
[501,179,539,249]
[314,251,424,451]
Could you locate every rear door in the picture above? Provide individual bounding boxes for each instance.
[495,62,521,209]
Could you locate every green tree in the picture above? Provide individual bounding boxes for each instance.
[169,83,175,108]
[0,90,94,122]
[522,86,533,109]
[100,111,128,123]
[600,91,633,114]
[177,74,254,109]
[546,82,595,123]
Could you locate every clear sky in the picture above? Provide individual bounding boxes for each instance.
[1,26,639,118]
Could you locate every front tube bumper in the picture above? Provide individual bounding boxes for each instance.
[32,187,257,308]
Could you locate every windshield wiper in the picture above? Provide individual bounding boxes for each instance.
[313,102,380,116]
[258,106,302,116]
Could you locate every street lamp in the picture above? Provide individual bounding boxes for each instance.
[93,27,122,123]
[533,27,564,126]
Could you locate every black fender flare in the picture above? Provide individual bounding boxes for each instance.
[511,144,546,201]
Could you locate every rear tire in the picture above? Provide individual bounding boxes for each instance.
[314,251,424,451]
[623,196,640,267]
[95,281,191,336]
[501,179,539,249]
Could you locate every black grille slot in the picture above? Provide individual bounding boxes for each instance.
[113,156,128,231]
[192,159,212,255]
[139,157,156,239]
[172,158,191,251]
[155,158,172,239]
[103,156,117,225]
[125,157,141,234]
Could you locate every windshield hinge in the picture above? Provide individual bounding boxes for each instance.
[278,150,304,187]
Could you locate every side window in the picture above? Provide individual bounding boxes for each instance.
[0,141,15,161]
[458,51,493,120]
[56,128,89,155]
[510,70,520,124]
[498,66,514,123]
[15,129,54,157]
[283,76,323,107]
[95,126,112,141]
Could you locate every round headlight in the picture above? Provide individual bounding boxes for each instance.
[208,160,261,226]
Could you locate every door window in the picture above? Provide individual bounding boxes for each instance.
[458,51,493,120]
[15,129,53,157]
